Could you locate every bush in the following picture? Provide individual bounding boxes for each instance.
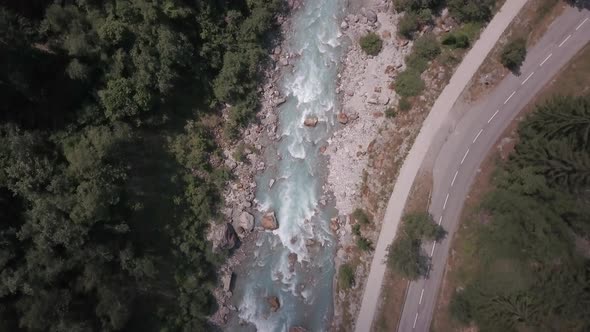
[447,0,494,23]
[232,143,248,163]
[359,32,383,56]
[442,32,469,49]
[352,208,372,225]
[357,236,373,251]
[338,264,355,289]
[413,33,441,61]
[385,107,397,118]
[450,290,473,324]
[352,223,361,236]
[500,37,527,72]
[395,69,425,97]
[399,98,412,111]
[398,13,419,39]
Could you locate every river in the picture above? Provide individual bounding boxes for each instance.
[229,0,347,330]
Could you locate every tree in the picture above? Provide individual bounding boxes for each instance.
[500,37,527,72]
[447,0,495,23]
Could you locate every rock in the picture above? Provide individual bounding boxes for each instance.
[337,112,348,125]
[280,57,289,66]
[304,116,319,127]
[372,111,384,118]
[220,223,239,249]
[330,217,340,232]
[382,30,391,39]
[274,97,287,106]
[287,0,303,10]
[273,46,282,55]
[221,272,233,292]
[288,253,297,272]
[269,178,275,188]
[366,9,377,23]
[345,89,354,96]
[340,21,349,30]
[374,86,382,93]
[349,112,359,121]
[380,96,390,105]
[289,327,308,332]
[267,296,280,312]
[367,96,379,105]
[262,211,278,230]
[239,212,254,232]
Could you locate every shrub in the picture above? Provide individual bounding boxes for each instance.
[232,143,248,163]
[357,236,373,251]
[359,32,383,56]
[352,223,361,236]
[338,264,355,289]
[412,33,441,61]
[395,69,425,97]
[442,32,469,48]
[352,208,372,225]
[500,37,527,72]
[399,97,412,111]
[450,290,474,324]
[398,13,419,39]
[385,107,397,118]
[447,0,494,23]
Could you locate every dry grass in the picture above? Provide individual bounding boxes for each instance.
[431,39,590,332]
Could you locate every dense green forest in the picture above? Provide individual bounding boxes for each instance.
[0,0,279,330]
[450,96,590,331]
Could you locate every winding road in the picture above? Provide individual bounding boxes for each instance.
[399,6,590,332]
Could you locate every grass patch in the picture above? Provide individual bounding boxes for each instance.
[338,264,355,289]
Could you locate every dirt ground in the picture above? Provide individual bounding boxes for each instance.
[430,40,590,332]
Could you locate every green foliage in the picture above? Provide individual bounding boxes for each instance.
[500,37,527,71]
[339,264,355,289]
[447,0,495,23]
[449,95,590,331]
[359,32,383,56]
[385,107,397,118]
[398,12,419,39]
[357,236,373,251]
[352,223,362,236]
[399,98,412,111]
[392,0,443,12]
[0,0,278,330]
[233,142,248,163]
[442,32,470,49]
[395,69,425,97]
[406,33,440,73]
[352,208,372,225]
[387,212,445,279]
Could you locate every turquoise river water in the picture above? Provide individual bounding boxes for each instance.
[229,0,347,330]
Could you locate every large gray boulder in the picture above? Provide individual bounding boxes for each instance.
[239,211,255,232]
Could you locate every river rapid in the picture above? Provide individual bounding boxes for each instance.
[229,0,347,330]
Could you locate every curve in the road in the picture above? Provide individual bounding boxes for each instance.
[400,8,590,332]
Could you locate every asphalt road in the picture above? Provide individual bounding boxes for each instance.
[398,7,590,332]
[353,1,530,331]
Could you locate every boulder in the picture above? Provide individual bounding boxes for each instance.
[303,116,319,127]
[288,253,298,272]
[221,272,233,292]
[340,20,349,30]
[365,9,377,23]
[330,217,340,232]
[239,212,254,232]
[262,211,278,230]
[267,296,281,312]
[220,223,239,249]
[337,112,349,125]
[289,327,308,332]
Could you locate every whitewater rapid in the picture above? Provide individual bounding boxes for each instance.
[229,1,346,330]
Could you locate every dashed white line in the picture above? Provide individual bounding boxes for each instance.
[430,242,436,257]
[438,215,443,225]
[413,313,419,329]
[559,34,571,47]
[451,170,459,187]
[473,129,484,143]
[461,149,470,164]
[443,193,449,210]
[521,71,534,85]
[504,91,516,105]
[577,17,588,31]
[488,109,500,123]
[540,53,552,66]
[419,289,425,304]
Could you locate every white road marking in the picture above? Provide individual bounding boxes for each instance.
[540,53,552,66]
[504,91,516,104]
[461,149,470,164]
[430,242,436,257]
[488,109,500,123]
[419,289,425,304]
[559,34,571,47]
[451,170,459,187]
[413,313,419,329]
[443,193,449,210]
[576,17,588,31]
[438,215,443,225]
[473,129,484,143]
[521,71,534,85]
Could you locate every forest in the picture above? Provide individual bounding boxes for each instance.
[0,0,279,331]
[450,95,590,331]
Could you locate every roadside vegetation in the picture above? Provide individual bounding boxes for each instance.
[500,37,528,72]
[0,0,279,330]
[387,213,446,279]
[448,95,590,331]
[360,32,383,55]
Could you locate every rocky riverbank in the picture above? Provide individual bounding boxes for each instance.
[207,2,305,326]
